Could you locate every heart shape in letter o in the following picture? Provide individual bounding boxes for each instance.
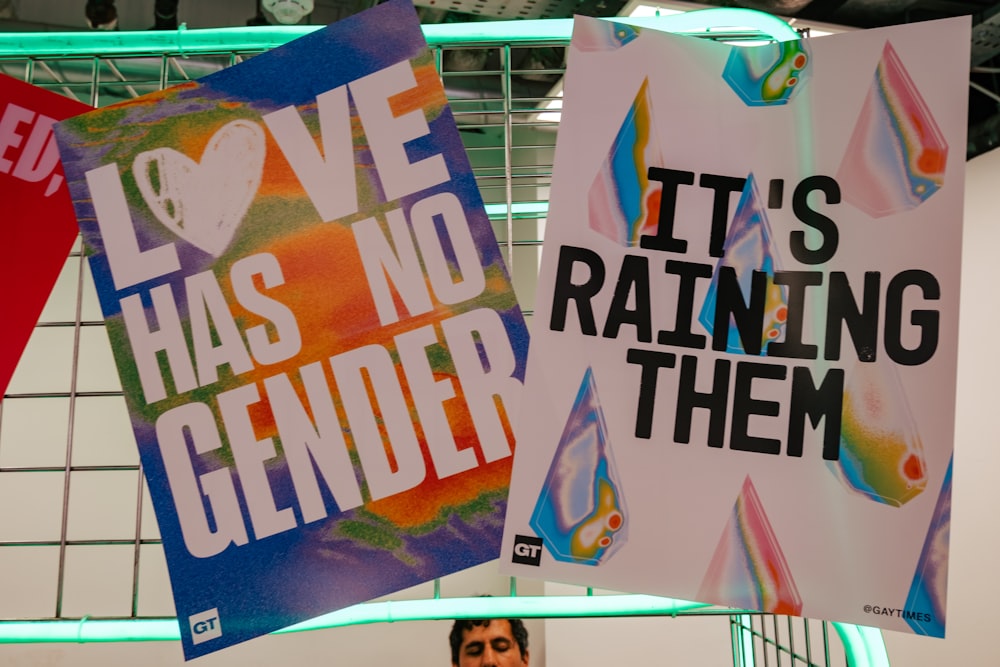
[133,119,266,257]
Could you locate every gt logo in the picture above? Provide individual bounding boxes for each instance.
[512,535,543,566]
[189,608,222,644]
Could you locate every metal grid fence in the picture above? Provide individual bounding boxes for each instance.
[0,19,881,666]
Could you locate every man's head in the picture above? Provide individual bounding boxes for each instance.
[449,618,529,667]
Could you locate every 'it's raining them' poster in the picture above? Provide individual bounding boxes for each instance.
[501,14,966,639]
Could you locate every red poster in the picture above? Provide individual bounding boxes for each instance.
[0,74,90,398]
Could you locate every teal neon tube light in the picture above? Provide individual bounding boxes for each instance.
[483,202,549,220]
[0,594,889,667]
[0,8,798,59]
[832,623,891,667]
[733,614,755,667]
[0,596,710,643]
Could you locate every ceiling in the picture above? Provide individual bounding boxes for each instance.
[2,0,1000,157]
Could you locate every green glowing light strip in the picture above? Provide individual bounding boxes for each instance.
[0,8,798,59]
[733,614,755,667]
[832,623,891,667]
[483,202,549,220]
[0,596,709,643]
[0,596,888,667]
[0,595,887,667]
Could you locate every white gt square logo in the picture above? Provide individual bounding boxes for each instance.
[189,608,222,644]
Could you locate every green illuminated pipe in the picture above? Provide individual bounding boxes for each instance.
[0,8,799,59]
[0,595,888,667]
[281,594,711,631]
[0,595,710,643]
[483,202,549,220]
[832,623,891,667]
[732,614,756,667]
[0,618,179,644]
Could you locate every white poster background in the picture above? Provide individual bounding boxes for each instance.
[501,16,968,636]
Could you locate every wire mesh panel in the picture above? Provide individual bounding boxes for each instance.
[733,614,848,667]
[0,20,886,666]
[0,33,561,622]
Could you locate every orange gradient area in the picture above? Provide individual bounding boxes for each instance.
[169,116,230,159]
[569,478,624,560]
[131,81,197,109]
[762,279,788,344]
[836,360,928,507]
[247,223,381,352]
[256,127,316,200]
[391,60,448,117]
[903,453,925,482]
[242,362,514,528]
[916,145,946,173]
[368,390,514,527]
[220,224,513,528]
[642,188,661,236]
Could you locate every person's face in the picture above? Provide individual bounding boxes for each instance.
[453,620,529,667]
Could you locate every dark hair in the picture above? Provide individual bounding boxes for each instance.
[449,618,528,664]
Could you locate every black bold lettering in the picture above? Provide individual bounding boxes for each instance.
[768,270,822,360]
[786,365,843,460]
[790,175,840,265]
[825,271,880,362]
[657,260,711,350]
[712,266,766,355]
[884,269,940,366]
[674,355,730,448]
[699,173,746,258]
[550,245,605,335]
[641,167,694,253]
[730,361,785,455]
[626,348,676,439]
[603,254,652,342]
[767,178,784,209]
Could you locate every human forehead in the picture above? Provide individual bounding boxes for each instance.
[460,620,517,645]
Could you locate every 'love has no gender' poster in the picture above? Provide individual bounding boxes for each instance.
[55,0,528,657]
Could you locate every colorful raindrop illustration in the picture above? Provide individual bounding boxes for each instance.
[904,456,951,637]
[837,41,947,217]
[831,359,927,506]
[698,174,787,354]
[573,20,640,52]
[529,367,627,566]
[698,476,802,615]
[722,40,810,106]
[588,78,665,247]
